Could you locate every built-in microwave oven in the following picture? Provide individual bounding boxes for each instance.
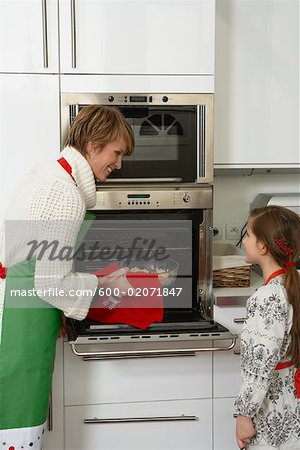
[61,93,214,184]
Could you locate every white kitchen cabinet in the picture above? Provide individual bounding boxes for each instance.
[0,0,59,73]
[65,399,212,450]
[213,398,236,450]
[59,0,215,76]
[213,339,240,398]
[0,74,60,219]
[64,342,212,405]
[214,0,299,168]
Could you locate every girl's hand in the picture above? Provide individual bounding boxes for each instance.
[236,415,256,449]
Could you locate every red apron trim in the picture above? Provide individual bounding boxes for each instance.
[275,361,294,370]
[57,157,77,186]
[275,361,300,398]
[0,262,7,279]
[264,268,286,285]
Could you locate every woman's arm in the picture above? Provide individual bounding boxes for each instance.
[33,180,98,320]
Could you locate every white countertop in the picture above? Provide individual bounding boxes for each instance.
[213,270,263,307]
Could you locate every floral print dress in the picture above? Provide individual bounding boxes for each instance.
[234,276,300,447]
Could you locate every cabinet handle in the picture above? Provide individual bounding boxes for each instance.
[42,0,48,68]
[70,0,77,68]
[70,338,236,360]
[84,415,199,424]
[233,317,247,324]
[48,390,53,431]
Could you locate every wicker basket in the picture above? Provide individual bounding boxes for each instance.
[213,265,251,288]
[213,242,251,288]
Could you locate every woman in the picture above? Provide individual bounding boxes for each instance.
[0,105,135,449]
[235,205,300,450]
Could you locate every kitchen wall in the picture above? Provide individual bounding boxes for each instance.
[213,174,300,235]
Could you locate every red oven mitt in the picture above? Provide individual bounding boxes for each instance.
[87,264,164,329]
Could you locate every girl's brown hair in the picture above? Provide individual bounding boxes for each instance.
[64,105,134,156]
[249,205,300,367]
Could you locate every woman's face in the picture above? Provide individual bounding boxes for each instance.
[86,137,127,181]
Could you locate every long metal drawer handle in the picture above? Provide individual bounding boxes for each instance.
[84,415,198,424]
[70,338,236,360]
[70,0,77,68]
[42,0,48,68]
[233,318,247,324]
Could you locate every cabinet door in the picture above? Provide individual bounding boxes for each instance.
[59,0,215,75]
[214,0,299,167]
[64,342,212,405]
[213,339,241,398]
[44,340,64,450]
[0,0,59,73]
[0,74,60,219]
[213,398,236,450]
[65,399,212,450]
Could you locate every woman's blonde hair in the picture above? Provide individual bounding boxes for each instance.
[64,105,134,156]
[249,205,300,367]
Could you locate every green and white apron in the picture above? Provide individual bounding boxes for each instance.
[0,158,94,449]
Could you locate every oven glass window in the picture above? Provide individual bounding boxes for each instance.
[75,105,198,182]
[75,210,202,315]
[115,106,196,181]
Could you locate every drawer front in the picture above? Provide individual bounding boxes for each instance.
[65,399,212,450]
[213,339,241,398]
[213,398,236,450]
[64,342,212,405]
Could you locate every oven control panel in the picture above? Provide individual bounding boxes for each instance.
[92,188,212,210]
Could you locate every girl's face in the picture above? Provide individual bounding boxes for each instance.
[243,222,264,264]
[86,137,127,181]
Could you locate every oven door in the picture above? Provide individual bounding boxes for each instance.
[63,93,214,183]
[71,205,214,334]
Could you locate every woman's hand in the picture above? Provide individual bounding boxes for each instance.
[99,267,136,297]
[236,415,256,449]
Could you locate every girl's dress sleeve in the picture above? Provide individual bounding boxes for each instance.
[234,282,288,417]
[33,180,98,320]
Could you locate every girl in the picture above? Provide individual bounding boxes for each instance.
[235,205,300,450]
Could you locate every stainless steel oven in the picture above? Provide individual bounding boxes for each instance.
[67,184,235,359]
[61,93,213,184]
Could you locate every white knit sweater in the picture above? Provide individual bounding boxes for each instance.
[0,147,99,331]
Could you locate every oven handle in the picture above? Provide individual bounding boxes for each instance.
[84,415,198,424]
[70,338,236,360]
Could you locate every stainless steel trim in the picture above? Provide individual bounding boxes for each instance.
[198,210,213,317]
[233,318,247,324]
[104,178,183,183]
[84,415,198,424]
[61,93,214,170]
[71,338,236,360]
[48,390,53,431]
[91,185,212,210]
[42,0,48,68]
[70,0,76,68]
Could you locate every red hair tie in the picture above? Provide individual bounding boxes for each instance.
[285,262,296,268]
